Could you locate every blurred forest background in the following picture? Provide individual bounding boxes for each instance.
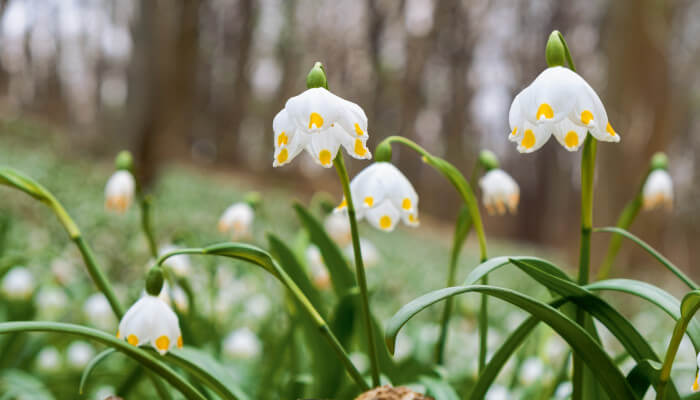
[0,0,698,278]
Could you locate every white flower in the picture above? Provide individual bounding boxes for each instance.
[642,169,673,211]
[171,284,189,313]
[36,346,62,373]
[692,353,700,392]
[485,384,510,400]
[51,258,77,285]
[159,245,192,277]
[306,245,330,290]
[324,213,351,247]
[117,295,183,355]
[66,341,94,370]
[554,382,573,399]
[223,327,262,359]
[218,202,255,240]
[245,293,270,319]
[93,386,116,400]
[509,66,620,153]
[35,286,68,318]
[479,169,520,215]
[519,357,545,385]
[1,266,35,300]
[335,162,419,232]
[272,87,371,167]
[104,170,135,213]
[84,293,117,331]
[344,238,380,268]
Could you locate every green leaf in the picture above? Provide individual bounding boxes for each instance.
[293,203,356,296]
[419,376,460,400]
[0,369,55,400]
[385,285,637,399]
[594,227,697,290]
[587,279,700,351]
[80,348,117,394]
[462,256,572,287]
[0,321,206,400]
[166,347,250,400]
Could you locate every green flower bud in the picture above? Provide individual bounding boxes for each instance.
[306,62,328,90]
[374,141,392,162]
[478,150,500,171]
[650,152,669,171]
[145,267,164,296]
[244,191,262,209]
[545,31,566,68]
[115,151,134,171]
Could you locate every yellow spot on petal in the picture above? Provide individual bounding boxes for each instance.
[319,149,332,166]
[510,127,517,137]
[364,196,374,207]
[354,139,367,156]
[379,215,392,230]
[277,132,288,147]
[565,131,579,148]
[536,103,554,120]
[402,198,412,210]
[116,330,121,338]
[155,335,170,351]
[127,334,139,346]
[309,112,324,129]
[522,129,536,149]
[276,148,288,164]
[408,214,418,223]
[354,123,365,136]
[337,199,347,209]
[177,336,183,348]
[581,110,594,125]
[606,122,616,136]
[693,373,699,391]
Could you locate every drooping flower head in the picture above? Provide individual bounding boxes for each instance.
[479,169,520,215]
[1,266,35,301]
[508,66,620,153]
[642,169,673,211]
[335,162,419,232]
[104,170,135,213]
[218,202,255,239]
[117,267,183,355]
[273,63,371,168]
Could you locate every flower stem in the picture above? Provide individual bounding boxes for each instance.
[333,153,381,388]
[140,194,159,258]
[376,137,489,369]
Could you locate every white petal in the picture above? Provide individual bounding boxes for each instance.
[337,127,372,160]
[642,169,673,210]
[364,200,401,232]
[272,109,296,151]
[520,67,580,124]
[273,128,309,167]
[306,132,342,167]
[336,98,369,138]
[516,121,551,153]
[284,87,342,133]
[508,92,525,142]
[552,119,587,152]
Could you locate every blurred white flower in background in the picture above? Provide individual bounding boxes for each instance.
[349,352,369,374]
[159,245,192,278]
[93,386,117,400]
[104,170,135,213]
[83,292,116,331]
[336,162,419,232]
[117,294,183,355]
[642,169,673,211]
[509,66,619,153]
[171,284,189,313]
[244,293,271,320]
[344,238,380,268]
[306,245,330,290]
[2,266,35,300]
[218,202,255,240]
[35,286,68,318]
[51,258,77,285]
[273,87,371,167]
[324,212,351,247]
[223,327,262,359]
[554,381,573,399]
[485,384,510,400]
[35,346,62,373]
[519,356,545,386]
[479,169,520,215]
[66,341,94,370]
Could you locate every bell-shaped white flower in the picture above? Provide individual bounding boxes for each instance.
[273,87,371,168]
[84,293,117,331]
[509,66,620,153]
[223,327,262,359]
[1,266,35,301]
[344,238,380,268]
[479,169,520,215]
[324,212,352,247]
[159,245,192,278]
[117,295,183,355]
[692,353,700,392]
[642,169,673,211]
[306,245,331,290]
[335,162,419,232]
[218,202,255,239]
[66,341,95,370]
[36,346,62,373]
[104,170,135,213]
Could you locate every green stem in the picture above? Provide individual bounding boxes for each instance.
[140,195,159,258]
[157,244,369,391]
[74,236,125,318]
[333,153,380,388]
[378,136,489,370]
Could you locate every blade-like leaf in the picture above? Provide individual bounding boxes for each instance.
[462,256,572,287]
[166,347,250,400]
[80,348,118,394]
[0,321,206,400]
[293,204,356,295]
[594,227,697,290]
[0,369,55,400]
[419,376,460,400]
[385,285,638,399]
